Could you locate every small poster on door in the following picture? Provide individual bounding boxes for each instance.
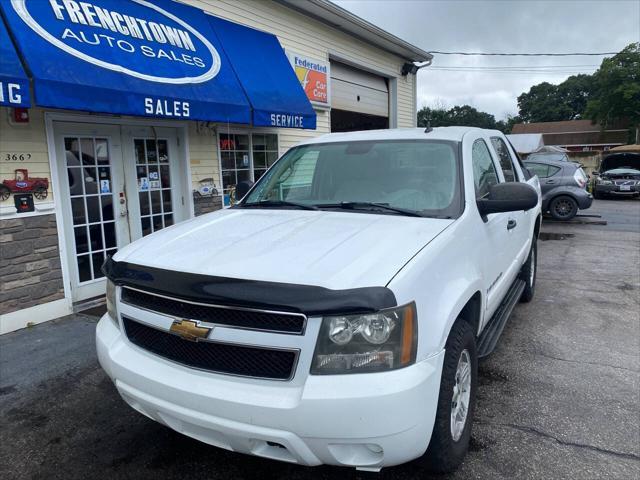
[100,179,110,194]
[139,177,149,191]
[243,154,249,167]
[150,180,161,189]
[149,171,159,180]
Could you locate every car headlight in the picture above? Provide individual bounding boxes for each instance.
[597,178,613,185]
[310,302,417,375]
[106,279,120,329]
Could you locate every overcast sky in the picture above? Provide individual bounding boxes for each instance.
[333,0,640,120]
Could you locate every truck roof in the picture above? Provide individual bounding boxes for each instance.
[297,126,498,146]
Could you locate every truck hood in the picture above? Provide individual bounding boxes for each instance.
[115,209,453,290]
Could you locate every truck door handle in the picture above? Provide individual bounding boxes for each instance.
[507,219,517,230]
[546,180,555,184]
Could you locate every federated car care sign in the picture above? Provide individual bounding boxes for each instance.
[2,0,252,123]
[286,52,330,108]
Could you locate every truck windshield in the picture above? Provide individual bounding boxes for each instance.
[242,140,462,218]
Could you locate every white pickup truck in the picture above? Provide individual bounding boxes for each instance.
[97,127,541,473]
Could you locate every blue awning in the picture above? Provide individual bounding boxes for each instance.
[209,16,317,130]
[0,13,30,107]
[0,0,315,128]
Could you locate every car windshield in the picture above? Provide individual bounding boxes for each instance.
[242,140,462,218]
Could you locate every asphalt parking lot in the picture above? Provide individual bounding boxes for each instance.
[1,198,639,480]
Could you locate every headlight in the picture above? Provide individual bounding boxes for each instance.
[106,279,120,329]
[311,303,417,375]
[597,178,613,185]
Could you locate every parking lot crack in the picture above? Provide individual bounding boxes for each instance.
[531,351,640,373]
[476,421,640,461]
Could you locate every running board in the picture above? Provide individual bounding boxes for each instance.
[477,279,526,358]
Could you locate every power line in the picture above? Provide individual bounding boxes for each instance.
[430,64,599,70]
[427,51,617,56]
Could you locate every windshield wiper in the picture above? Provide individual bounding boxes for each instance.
[315,202,424,217]
[240,200,319,211]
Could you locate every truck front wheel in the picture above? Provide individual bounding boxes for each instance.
[519,239,537,303]
[418,320,477,473]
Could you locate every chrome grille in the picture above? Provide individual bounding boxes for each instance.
[120,287,306,334]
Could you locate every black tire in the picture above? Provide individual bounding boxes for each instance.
[519,238,537,303]
[418,320,477,473]
[549,195,578,221]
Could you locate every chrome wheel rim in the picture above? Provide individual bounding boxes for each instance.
[451,349,471,441]
[530,248,536,286]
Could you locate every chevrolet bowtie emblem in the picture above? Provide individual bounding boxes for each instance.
[169,319,211,342]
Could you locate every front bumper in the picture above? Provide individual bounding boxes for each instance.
[96,315,444,469]
[594,184,639,196]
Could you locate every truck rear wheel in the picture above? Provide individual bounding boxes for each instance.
[418,320,477,473]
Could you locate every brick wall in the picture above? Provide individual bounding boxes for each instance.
[193,193,223,216]
[0,214,64,315]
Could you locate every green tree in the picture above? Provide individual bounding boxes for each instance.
[417,105,497,129]
[517,75,593,123]
[585,42,640,141]
[496,114,522,134]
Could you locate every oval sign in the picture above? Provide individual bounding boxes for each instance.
[11,0,220,84]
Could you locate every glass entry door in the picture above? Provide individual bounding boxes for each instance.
[121,126,185,241]
[54,123,130,302]
[54,123,186,304]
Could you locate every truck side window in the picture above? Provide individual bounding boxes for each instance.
[490,137,517,182]
[472,139,500,199]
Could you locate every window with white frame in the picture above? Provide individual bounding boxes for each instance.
[219,132,279,204]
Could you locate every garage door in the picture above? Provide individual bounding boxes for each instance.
[331,62,389,117]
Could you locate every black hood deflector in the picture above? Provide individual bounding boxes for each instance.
[103,257,397,316]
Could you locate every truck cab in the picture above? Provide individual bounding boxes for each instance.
[97,127,541,472]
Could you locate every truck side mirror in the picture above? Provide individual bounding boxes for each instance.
[477,182,538,217]
[235,180,254,200]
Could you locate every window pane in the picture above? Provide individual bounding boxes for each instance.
[150,190,161,214]
[86,196,100,223]
[139,192,150,216]
[164,214,174,227]
[141,217,151,237]
[96,139,109,165]
[490,137,516,182]
[92,252,105,279]
[135,139,146,163]
[80,138,95,165]
[266,134,278,151]
[253,151,266,168]
[548,165,561,177]
[237,170,250,183]
[157,140,168,162]
[145,139,157,162]
[162,190,172,212]
[160,165,170,188]
[77,254,92,282]
[100,195,114,221]
[221,152,234,169]
[71,198,85,225]
[252,134,265,150]
[83,167,98,194]
[74,226,89,254]
[152,215,163,232]
[222,171,235,192]
[472,139,500,199]
[236,134,249,150]
[267,152,278,166]
[104,221,116,249]
[235,152,250,169]
[89,224,103,251]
